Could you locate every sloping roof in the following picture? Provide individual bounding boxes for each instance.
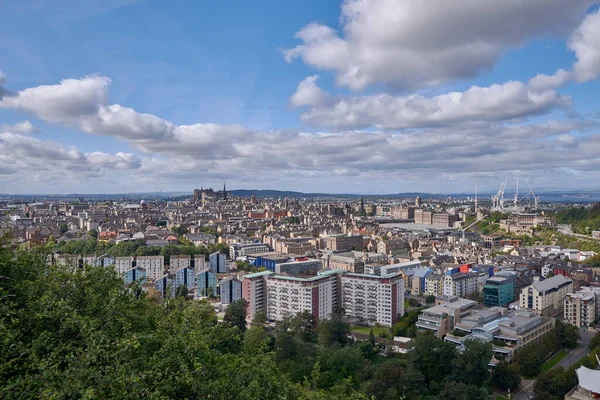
[576,366,600,394]
[532,274,571,292]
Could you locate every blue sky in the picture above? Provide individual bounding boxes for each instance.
[1,0,600,194]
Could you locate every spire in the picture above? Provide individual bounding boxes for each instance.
[223,182,227,201]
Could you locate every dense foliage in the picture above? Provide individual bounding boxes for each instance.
[555,203,600,234]
[1,242,503,399]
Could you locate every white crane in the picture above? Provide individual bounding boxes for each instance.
[514,172,520,210]
[492,178,507,211]
[526,179,539,209]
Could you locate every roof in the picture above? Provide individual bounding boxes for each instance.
[532,274,572,292]
[242,270,274,279]
[576,366,600,394]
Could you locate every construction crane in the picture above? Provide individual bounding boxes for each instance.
[492,178,507,211]
[514,172,520,209]
[526,180,539,209]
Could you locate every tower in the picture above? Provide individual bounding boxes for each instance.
[360,197,365,213]
[223,183,227,201]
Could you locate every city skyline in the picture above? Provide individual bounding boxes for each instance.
[1,1,600,194]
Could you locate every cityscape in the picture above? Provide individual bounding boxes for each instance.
[3,1,600,400]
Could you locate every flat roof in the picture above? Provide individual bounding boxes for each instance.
[242,271,273,279]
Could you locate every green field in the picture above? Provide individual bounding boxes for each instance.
[541,350,568,373]
[351,325,390,337]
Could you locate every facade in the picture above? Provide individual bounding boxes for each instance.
[169,255,191,274]
[220,276,242,305]
[230,242,271,260]
[209,251,227,274]
[377,239,408,255]
[175,267,196,291]
[124,267,147,285]
[424,273,443,296]
[519,275,574,316]
[155,275,176,299]
[416,297,477,338]
[194,255,209,273]
[483,275,515,307]
[136,256,165,281]
[275,259,321,275]
[341,272,405,327]
[266,271,340,322]
[115,256,134,275]
[365,260,422,276]
[442,272,484,297]
[325,234,363,252]
[196,270,217,297]
[241,271,272,321]
[564,291,595,330]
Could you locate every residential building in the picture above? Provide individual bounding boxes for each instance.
[242,271,272,321]
[124,267,147,285]
[169,255,191,274]
[175,267,195,292]
[341,272,405,327]
[377,238,408,255]
[483,275,515,307]
[424,273,444,296]
[194,255,209,273]
[416,297,477,338]
[115,256,134,275]
[275,258,321,275]
[136,256,165,281]
[155,275,176,299]
[364,260,422,276]
[325,234,363,252]
[221,276,242,305]
[564,290,595,331]
[519,275,573,316]
[209,251,227,274]
[196,270,217,298]
[266,270,340,322]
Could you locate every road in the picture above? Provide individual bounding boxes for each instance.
[512,331,594,400]
[557,224,600,241]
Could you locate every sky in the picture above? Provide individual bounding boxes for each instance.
[1,0,600,195]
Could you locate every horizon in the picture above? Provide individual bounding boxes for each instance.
[2,1,600,193]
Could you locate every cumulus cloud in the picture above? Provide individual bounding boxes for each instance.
[0,120,38,134]
[570,9,600,83]
[283,0,594,90]
[290,75,571,130]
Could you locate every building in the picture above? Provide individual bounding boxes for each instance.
[324,252,365,273]
[221,277,242,305]
[124,267,147,285]
[175,267,195,292]
[266,270,340,322]
[400,265,431,296]
[241,271,272,321]
[155,275,176,299]
[230,242,271,260]
[442,272,482,298]
[483,275,515,307]
[169,255,191,274]
[377,239,408,255]
[325,235,363,252]
[196,269,217,297]
[209,251,227,274]
[424,273,444,296]
[115,256,134,275]
[194,255,209,273]
[416,297,477,338]
[364,260,422,276]
[341,272,405,327]
[136,256,165,281]
[247,252,291,272]
[275,258,321,275]
[564,290,595,331]
[566,366,600,399]
[519,275,574,316]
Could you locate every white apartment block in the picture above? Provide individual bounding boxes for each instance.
[169,255,191,274]
[520,275,573,316]
[115,256,134,275]
[341,273,405,327]
[425,274,443,296]
[564,291,595,330]
[230,243,271,260]
[266,271,339,322]
[136,256,165,281]
[194,255,209,274]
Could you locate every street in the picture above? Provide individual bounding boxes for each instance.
[513,331,594,400]
[557,224,600,241]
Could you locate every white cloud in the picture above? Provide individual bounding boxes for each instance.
[0,120,38,134]
[284,0,594,90]
[528,69,572,92]
[570,9,600,83]
[291,76,571,130]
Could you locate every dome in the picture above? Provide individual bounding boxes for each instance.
[140,199,146,204]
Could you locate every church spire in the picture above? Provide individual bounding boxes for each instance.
[223,182,227,201]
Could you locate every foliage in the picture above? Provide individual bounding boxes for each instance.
[491,360,521,392]
[425,295,436,304]
[287,216,301,224]
[408,298,420,308]
[554,203,600,234]
[392,309,421,338]
[452,340,493,386]
[223,299,249,332]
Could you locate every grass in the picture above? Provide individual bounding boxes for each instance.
[541,350,568,373]
[496,396,509,400]
[404,299,410,309]
[351,325,390,337]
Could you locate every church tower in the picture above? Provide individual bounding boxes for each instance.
[223,183,227,201]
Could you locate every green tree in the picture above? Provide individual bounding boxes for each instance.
[289,310,317,343]
[410,333,457,387]
[318,312,351,348]
[452,340,493,385]
[89,229,98,239]
[491,360,521,392]
[224,298,249,332]
[59,223,69,235]
[425,295,436,304]
[437,381,492,400]
[515,341,545,378]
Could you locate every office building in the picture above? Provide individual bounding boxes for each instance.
[275,258,321,275]
[416,297,477,338]
[341,272,405,327]
[230,242,271,260]
[483,275,515,307]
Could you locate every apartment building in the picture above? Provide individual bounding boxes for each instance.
[196,270,217,298]
[209,251,227,274]
[377,239,408,255]
[136,256,165,281]
[341,272,405,327]
[266,271,340,322]
[442,272,480,297]
[221,277,242,305]
[277,241,314,256]
[364,260,422,276]
[155,275,176,299]
[520,275,573,316]
[241,271,272,321]
[194,255,209,273]
[124,267,146,285]
[564,291,595,331]
[115,256,134,275]
[325,234,363,252]
[415,297,477,338]
[175,267,195,292]
[230,242,271,260]
[169,255,191,274]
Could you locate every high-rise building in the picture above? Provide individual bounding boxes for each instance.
[115,256,134,275]
[341,272,405,327]
[564,291,595,330]
[124,267,147,285]
[197,270,217,298]
[169,255,191,274]
[520,275,573,316]
[175,267,195,292]
[155,274,176,299]
[209,251,227,274]
[242,271,272,321]
[136,256,164,281]
[483,275,515,307]
[221,276,242,305]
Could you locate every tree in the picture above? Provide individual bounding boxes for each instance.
[224,298,249,332]
[59,223,69,235]
[555,321,580,348]
[452,340,493,386]
[491,360,521,392]
[515,341,545,378]
[408,298,420,308]
[251,310,267,328]
[318,312,351,348]
[176,285,190,299]
[438,381,491,400]
[425,295,436,304]
[289,310,317,342]
[410,333,457,386]
[89,229,98,239]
